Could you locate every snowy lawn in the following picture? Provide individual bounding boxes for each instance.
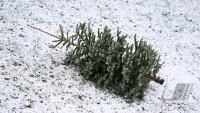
[0,0,200,113]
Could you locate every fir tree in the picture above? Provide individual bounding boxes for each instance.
[28,23,164,102]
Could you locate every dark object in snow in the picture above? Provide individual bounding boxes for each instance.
[28,23,164,102]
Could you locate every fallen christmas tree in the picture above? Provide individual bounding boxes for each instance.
[28,23,164,102]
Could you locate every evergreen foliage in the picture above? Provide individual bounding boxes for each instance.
[28,23,163,102]
[52,23,162,102]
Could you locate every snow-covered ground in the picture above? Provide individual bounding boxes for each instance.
[0,0,200,112]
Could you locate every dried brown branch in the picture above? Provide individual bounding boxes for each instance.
[145,75,164,85]
[27,24,60,39]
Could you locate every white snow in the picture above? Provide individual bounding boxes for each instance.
[0,0,200,113]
